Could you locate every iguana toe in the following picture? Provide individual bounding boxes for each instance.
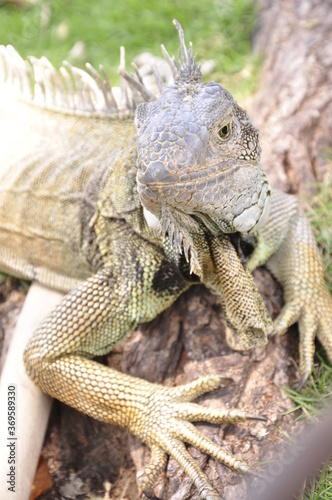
[271,284,332,389]
[131,375,262,497]
[137,446,167,493]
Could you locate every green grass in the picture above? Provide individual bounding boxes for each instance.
[303,462,332,500]
[0,0,259,96]
[284,355,332,421]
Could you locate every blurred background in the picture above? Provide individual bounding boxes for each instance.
[0,0,260,98]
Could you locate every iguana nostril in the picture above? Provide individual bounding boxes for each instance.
[138,160,175,184]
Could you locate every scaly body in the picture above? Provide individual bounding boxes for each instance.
[0,21,331,499]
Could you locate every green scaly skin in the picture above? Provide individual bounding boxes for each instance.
[0,21,330,499]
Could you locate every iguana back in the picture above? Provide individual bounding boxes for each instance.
[0,93,137,291]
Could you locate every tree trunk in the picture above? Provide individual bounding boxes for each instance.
[252,0,332,193]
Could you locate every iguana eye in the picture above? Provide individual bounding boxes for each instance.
[218,124,230,139]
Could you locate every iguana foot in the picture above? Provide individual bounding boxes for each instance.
[133,374,264,498]
[271,285,332,390]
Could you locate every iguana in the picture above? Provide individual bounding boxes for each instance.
[0,20,331,499]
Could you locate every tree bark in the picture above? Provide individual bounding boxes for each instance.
[252,0,332,193]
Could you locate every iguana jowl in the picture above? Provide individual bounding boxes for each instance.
[0,20,331,499]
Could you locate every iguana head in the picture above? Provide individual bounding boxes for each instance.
[136,20,271,267]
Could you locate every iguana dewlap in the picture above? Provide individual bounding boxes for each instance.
[0,20,331,500]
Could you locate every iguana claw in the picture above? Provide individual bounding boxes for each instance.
[248,192,332,390]
[131,374,260,497]
[270,270,332,389]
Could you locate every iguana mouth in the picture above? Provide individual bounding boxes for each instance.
[143,192,270,278]
[138,160,239,187]
[193,191,271,235]
[138,159,271,234]
[193,212,232,234]
[144,196,270,238]
[143,186,271,247]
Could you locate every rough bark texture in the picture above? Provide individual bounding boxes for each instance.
[252,0,332,193]
[1,0,331,499]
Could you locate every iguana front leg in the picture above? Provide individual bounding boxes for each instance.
[247,189,332,388]
[24,226,260,500]
[196,233,273,350]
